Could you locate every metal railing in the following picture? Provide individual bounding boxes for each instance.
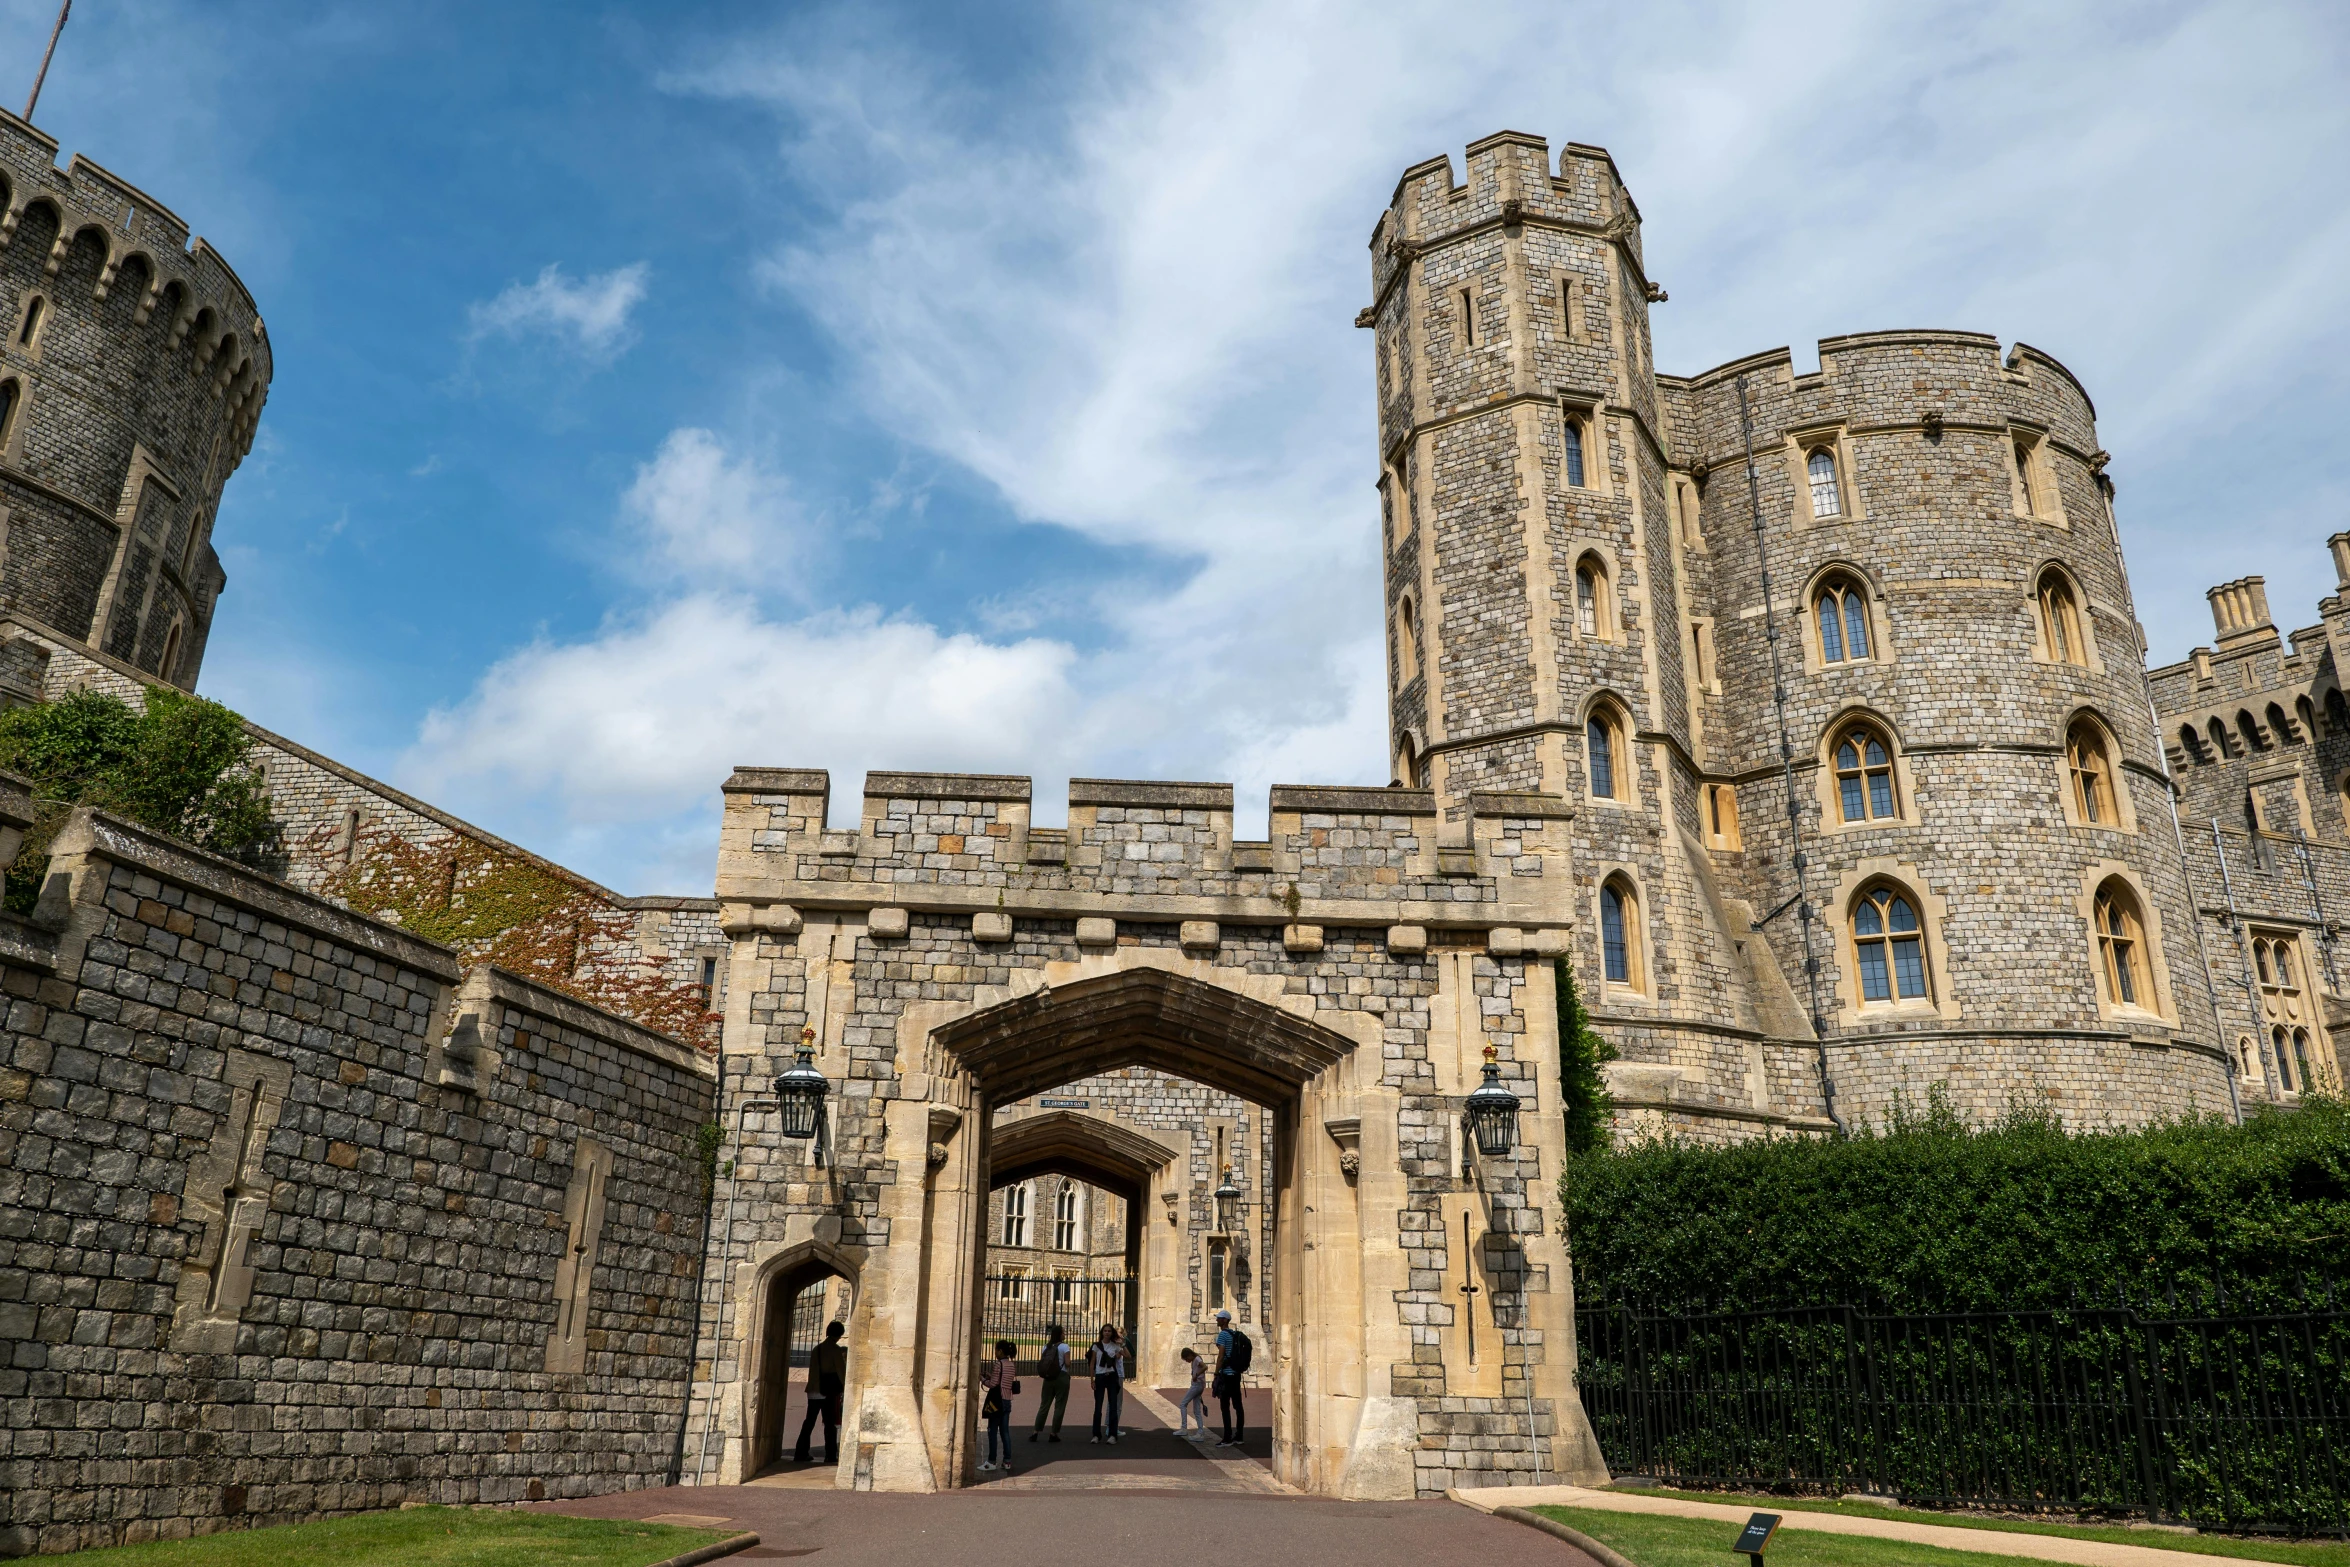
[1574,1294,2349,1537]
[982,1273,1135,1366]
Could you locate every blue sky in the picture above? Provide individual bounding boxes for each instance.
[8,0,2347,892]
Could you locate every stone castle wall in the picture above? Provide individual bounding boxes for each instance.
[0,109,266,691]
[0,784,717,1554]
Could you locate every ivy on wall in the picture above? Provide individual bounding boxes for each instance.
[312,816,721,1053]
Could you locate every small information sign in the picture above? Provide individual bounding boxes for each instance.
[1039,1098,1090,1109]
[1731,1512,1781,1566]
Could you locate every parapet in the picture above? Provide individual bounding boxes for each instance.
[714,768,1579,937]
[0,105,271,449]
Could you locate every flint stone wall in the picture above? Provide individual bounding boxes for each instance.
[0,803,715,1556]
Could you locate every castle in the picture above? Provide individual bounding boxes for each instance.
[0,119,2339,1551]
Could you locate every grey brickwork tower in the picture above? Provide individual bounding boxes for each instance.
[0,106,267,701]
[1366,130,2264,1138]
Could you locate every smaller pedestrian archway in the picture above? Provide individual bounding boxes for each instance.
[747,1241,859,1478]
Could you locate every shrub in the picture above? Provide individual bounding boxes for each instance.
[1555,958,1617,1155]
[0,687,280,911]
[1563,1092,2350,1311]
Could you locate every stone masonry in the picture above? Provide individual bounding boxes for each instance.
[0,778,717,1554]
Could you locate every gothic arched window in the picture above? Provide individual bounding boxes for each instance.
[1563,415,1587,488]
[1600,876,1640,987]
[1807,448,1843,518]
[2039,571,2086,664]
[1587,710,1622,800]
[1816,576,1871,664]
[1852,883,1930,1004]
[2068,720,2117,825]
[2094,879,2150,1009]
[1833,722,1898,822]
[1575,556,1611,640]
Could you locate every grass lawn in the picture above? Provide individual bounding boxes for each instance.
[1607,1489,2350,1567]
[52,1506,734,1566]
[1532,1506,2085,1567]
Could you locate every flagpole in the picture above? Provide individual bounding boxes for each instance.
[24,0,71,123]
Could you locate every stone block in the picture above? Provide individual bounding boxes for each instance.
[868,908,910,940]
[1178,921,1219,953]
[1386,925,1428,955]
[1487,927,1524,956]
[1074,918,1116,948]
[1283,924,1324,954]
[971,912,1012,943]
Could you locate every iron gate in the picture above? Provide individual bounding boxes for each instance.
[982,1273,1135,1365]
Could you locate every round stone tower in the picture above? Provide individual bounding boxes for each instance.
[1367,132,2230,1136]
[0,105,269,693]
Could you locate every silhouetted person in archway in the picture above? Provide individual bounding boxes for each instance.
[795,1321,847,1464]
[1212,1308,1251,1447]
[1031,1323,1071,1443]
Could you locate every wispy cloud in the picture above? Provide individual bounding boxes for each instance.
[622,428,813,590]
[465,261,651,362]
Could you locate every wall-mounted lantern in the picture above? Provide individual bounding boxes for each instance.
[1212,1165,1242,1233]
[1464,1045,1521,1159]
[773,1026,832,1162]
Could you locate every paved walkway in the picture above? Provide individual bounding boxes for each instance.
[733,1381,1286,1495]
[1449,1485,2303,1567]
[548,1485,1590,1566]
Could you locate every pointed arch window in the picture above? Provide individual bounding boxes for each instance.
[2094,879,2151,1008]
[2039,572,2086,664]
[1563,415,1588,488]
[1053,1182,1079,1251]
[2013,437,2040,515]
[1600,877,1640,987]
[1575,556,1610,639]
[2268,702,2296,745]
[1833,722,1898,822]
[2067,721,2117,825]
[1002,1182,1029,1248]
[1853,884,1930,1003]
[1816,577,1871,664]
[1395,597,1419,685]
[1587,711,1620,800]
[159,619,184,682]
[0,378,17,449]
[1806,448,1843,518]
[2270,1027,2297,1093]
[15,294,43,348]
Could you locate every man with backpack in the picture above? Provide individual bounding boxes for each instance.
[1211,1308,1251,1448]
[1029,1323,1071,1443]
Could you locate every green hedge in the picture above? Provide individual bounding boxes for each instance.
[1562,1095,2350,1310]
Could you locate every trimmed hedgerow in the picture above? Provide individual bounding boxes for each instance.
[1563,1093,2350,1311]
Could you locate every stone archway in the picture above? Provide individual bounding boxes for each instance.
[983,1109,1181,1379]
[840,953,1425,1498]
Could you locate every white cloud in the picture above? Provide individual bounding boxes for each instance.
[622,428,810,589]
[403,596,1082,850]
[465,261,650,361]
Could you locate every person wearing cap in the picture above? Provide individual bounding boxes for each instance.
[1211,1309,1244,1448]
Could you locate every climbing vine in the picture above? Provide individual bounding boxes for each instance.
[312,816,720,1053]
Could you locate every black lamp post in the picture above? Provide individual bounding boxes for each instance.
[773,1027,832,1161]
[1464,1045,1521,1158]
[1212,1165,1242,1233]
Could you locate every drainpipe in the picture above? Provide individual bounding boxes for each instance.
[2211,821,2260,1118]
[1738,374,1844,1136]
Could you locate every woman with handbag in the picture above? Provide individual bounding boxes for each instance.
[978,1338,1020,1472]
[1087,1323,1128,1445]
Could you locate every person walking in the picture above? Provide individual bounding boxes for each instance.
[978,1338,1020,1473]
[1029,1323,1070,1444]
[1175,1346,1210,1440]
[794,1321,848,1464]
[1211,1308,1251,1448]
[1087,1323,1129,1445]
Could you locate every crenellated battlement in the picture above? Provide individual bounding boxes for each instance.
[712,767,1576,941]
[0,106,270,449]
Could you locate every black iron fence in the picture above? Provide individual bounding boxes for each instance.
[982,1273,1134,1365]
[1574,1295,2350,1537]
